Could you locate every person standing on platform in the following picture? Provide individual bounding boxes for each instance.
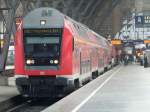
[124,54,129,65]
[140,54,144,66]
[133,55,136,64]
[144,54,148,68]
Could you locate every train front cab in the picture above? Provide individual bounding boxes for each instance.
[15,8,77,97]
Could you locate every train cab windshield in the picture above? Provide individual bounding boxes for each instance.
[23,28,62,66]
[25,36,60,57]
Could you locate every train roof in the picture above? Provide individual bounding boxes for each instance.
[23,7,64,28]
[23,7,108,44]
[65,16,107,42]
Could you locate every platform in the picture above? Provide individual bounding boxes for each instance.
[0,86,20,112]
[0,86,18,102]
[43,64,150,112]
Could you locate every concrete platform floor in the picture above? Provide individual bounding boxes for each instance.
[43,64,150,112]
[0,86,18,102]
[77,64,150,112]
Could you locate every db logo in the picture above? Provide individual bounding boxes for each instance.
[40,71,45,75]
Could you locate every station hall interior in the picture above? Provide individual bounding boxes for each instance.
[0,0,150,112]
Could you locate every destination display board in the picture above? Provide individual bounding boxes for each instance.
[24,28,62,34]
[111,39,122,45]
[135,16,144,27]
[144,16,150,24]
[0,39,4,48]
[144,40,150,44]
[144,15,150,27]
[122,40,144,47]
[135,14,150,27]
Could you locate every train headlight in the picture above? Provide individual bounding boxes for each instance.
[26,60,31,64]
[40,20,46,25]
[54,60,59,64]
[50,60,54,64]
[31,60,35,64]
[26,59,34,64]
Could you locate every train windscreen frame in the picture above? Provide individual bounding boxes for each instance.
[23,28,63,67]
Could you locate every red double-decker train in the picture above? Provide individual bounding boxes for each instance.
[15,7,116,97]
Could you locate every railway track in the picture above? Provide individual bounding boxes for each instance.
[3,78,93,112]
[6,98,61,112]
[2,64,117,112]
[0,95,28,112]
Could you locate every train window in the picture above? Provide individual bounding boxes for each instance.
[24,38,60,58]
[25,43,59,58]
[23,28,62,66]
[26,37,59,44]
[72,37,74,51]
[24,35,60,56]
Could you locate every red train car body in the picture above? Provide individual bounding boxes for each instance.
[15,8,114,97]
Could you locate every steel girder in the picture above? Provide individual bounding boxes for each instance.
[0,0,20,72]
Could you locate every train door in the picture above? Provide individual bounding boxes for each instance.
[80,52,82,75]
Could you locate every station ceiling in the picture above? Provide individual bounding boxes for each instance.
[0,0,135,37]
